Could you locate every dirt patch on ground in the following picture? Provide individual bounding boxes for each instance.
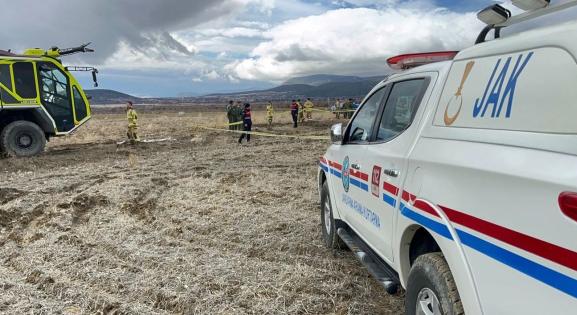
[0,111,404,314]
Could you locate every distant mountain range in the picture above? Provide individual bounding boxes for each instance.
[282,74,366,86]
[207,74,386,99]
[85,74,388,104]
[84,89,141,104]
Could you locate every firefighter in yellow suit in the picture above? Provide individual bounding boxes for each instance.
[304,98,314,120]
[266,101,274,130]
[126,101,139,144]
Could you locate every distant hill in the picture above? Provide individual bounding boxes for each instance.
[207,75,386,99]
[84,89,141,105]
[83,74,389,104]
[282,74,364,86]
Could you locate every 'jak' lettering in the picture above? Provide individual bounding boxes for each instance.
[473,52,533,119]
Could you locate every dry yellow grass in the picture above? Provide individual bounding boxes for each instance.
[0,110,403,314]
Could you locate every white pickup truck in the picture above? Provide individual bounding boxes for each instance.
[318,2,577,314]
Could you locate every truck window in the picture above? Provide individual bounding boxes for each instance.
[376,79,425,142]
[0,64,12,90]
[38,62,74,132]
[12,62,37,99]
[346,87,387,143]
[73,86,88,122]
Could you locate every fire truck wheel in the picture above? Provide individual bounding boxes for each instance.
[320,181,345,249]
[406,252,464,315]
[1,121,46,157]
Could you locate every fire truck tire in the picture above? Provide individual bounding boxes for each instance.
[1,120,46,157]
[320,181,345,249]
[405,252,464,315]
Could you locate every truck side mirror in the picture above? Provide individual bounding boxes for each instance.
[331,123,343,144]
[92,69,99,87]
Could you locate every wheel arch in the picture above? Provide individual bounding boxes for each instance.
[397,202,483,314]
[0,108,55,136]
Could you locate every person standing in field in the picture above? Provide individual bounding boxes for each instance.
[238,103,252,144]
[126,101,139,144]
[290,99,299,128]
[226,100,234,130]
[304,98,314,120]
[332,99,339,119]
[234,101,243,130]
[334,98,342,119]
[266,101,274,130]
[297,99,305,123]
[344,98,353,119]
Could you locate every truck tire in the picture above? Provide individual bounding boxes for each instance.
[406,252,464,315]
[320,181,345,249]
[1,121,46,157]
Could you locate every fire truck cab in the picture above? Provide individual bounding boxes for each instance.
[0,44,96,157]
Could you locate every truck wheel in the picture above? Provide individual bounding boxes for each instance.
[320,181,345,249]
[1,121,46,157]
[406,252,463,315]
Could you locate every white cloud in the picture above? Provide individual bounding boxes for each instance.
[205,70,221,80]
[228,6,483,81]
[102,41,204,72]
[197,27,264,38]
[332,0,400,7]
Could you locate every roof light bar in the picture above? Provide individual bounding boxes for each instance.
[477,4,512,25]
[387,51,459,70]
[512,0,550,11]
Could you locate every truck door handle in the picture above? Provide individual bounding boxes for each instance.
[384,169,399,177]
[351,163,361,170]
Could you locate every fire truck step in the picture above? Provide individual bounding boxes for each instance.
[337,227,400,294]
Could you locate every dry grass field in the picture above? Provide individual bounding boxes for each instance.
[0,106,404,314]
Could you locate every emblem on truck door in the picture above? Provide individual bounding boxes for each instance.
[371,166,381,197]
[444,61,475,126]
[342,156,350,192]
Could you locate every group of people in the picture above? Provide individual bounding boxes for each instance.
[290,98,315,128]
[226,100,276,132]
[226,101,247,131]
[331,98,355,119]
[124,96,347,145]
[226,98,317,131]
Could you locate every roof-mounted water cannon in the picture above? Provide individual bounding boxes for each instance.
[23,43,94,59]
[387,51,458,70]
[55,43,94,57]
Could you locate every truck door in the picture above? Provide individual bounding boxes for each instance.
[328,86,388,238]
[37,62,74,132]
[362,75,435,261]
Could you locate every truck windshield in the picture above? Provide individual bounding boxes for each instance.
[38,62,74,132]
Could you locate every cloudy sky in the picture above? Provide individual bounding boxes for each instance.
[1,0,570,97]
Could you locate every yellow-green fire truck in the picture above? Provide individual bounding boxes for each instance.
[0,43,97,157]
